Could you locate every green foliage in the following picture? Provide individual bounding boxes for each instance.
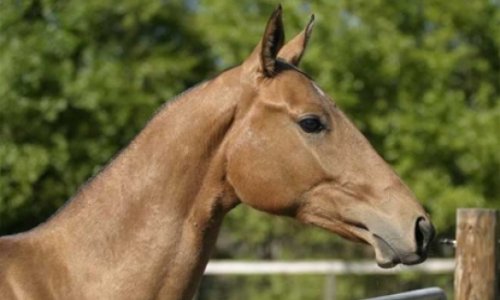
[200,274,326,300]
[0,0,213,232]
[1,0,499,299]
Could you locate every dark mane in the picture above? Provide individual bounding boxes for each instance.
[275,59,312,79]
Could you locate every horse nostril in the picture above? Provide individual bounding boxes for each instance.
[415,217,435,254]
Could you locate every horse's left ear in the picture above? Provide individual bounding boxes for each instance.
[260,5,285,76]
[243,5,285,77]
[278,14,315,67]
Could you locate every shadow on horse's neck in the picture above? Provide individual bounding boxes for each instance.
[34,67,243,299]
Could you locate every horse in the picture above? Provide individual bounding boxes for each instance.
[0,6,434,300]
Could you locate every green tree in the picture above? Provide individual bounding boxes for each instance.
[0,0,213,233]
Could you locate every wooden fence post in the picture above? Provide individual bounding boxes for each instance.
[454,209,499,300]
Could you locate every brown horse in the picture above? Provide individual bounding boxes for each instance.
[0,6,434,300]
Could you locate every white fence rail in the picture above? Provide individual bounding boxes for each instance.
[205,258,455,275]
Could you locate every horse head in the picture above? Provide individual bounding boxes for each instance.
[224,6,434,268]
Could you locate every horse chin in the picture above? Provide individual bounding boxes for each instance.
[372,234,425,268]
[372,235,401,268]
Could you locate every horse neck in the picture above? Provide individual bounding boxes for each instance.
[36,68,242,299]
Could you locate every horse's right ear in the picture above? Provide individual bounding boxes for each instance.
[278,14,315,67]
[243,5,285,78]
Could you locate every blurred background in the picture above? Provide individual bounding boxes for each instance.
[1,0,499,299]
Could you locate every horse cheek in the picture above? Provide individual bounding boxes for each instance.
[226,141,301,214]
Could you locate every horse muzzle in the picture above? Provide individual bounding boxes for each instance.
[372,216,435,268]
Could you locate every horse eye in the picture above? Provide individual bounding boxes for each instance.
[298,116,325,133]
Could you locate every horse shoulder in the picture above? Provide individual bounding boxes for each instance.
[0,236,28,299]
[0,234,70,300]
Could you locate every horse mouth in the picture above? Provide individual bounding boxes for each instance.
[372,235,402,268]
[341,218,428,268]
[298,212,427,268]
[373,234,426,268]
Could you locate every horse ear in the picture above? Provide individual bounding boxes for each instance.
[243,5,285,77]
[278,14,315,67]
[260,5,285,76]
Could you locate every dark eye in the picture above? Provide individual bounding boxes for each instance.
[298,116,325,133]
